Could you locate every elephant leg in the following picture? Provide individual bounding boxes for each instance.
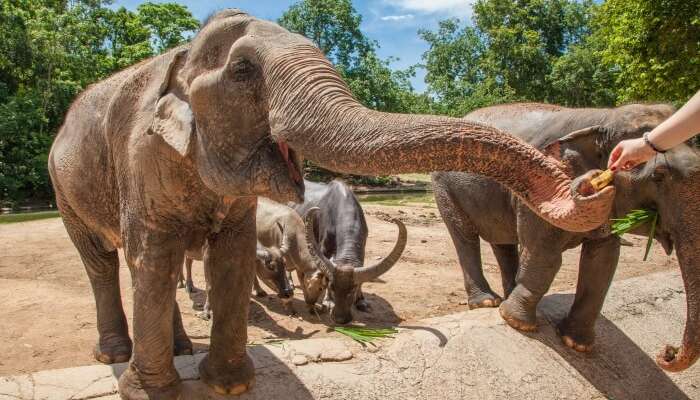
[173,301,193,356]
[184,257,195,293]
[62,217,131,365]
[500,207,563,332]
[198,205,256,396]
[491,243,518,298]
[118,230,183,400]
[558,236,620,352]
[499,246,561,332]
[253,276,268,297]
[435,189,499,308]
[197,261,212,320]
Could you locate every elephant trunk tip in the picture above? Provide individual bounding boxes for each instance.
[529,169,616,233]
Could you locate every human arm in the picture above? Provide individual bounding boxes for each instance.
[608,90,700,171]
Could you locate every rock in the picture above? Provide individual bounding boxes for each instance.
[292,355,308,366]
[420,239,427,243]
[285,338,354,365]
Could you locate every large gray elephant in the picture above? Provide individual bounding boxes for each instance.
[48,10,614,399]
[432,102,700,372]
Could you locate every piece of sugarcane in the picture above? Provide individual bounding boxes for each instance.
[590,169,615,191]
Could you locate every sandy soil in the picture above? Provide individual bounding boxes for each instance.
[0,203,678,375]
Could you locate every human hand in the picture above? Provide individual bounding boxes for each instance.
[607,137,657,171]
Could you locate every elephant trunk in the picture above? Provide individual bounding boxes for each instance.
[657,226,700,372]
[354,218,407,283]
[257,43,614,233]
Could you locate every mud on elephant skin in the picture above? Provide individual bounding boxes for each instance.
[49,10,615,399]
[433,102,700,372]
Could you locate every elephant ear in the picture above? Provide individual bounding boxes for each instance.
[542,125,604,161]
[148,49,194,157]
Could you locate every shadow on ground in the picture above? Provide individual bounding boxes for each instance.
[107,346,314,399]
[526,293,690,400]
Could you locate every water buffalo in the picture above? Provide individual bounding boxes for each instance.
[292,179,407,324]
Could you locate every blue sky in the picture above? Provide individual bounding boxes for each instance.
[111,0,476,92]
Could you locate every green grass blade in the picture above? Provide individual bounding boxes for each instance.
[334,327,398,345]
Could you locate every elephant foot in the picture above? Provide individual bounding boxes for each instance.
[557,319,595,353]
[467,292,503,309]
[94,337,132,364]
[499,297,537,332]
[199,353,255,396]
[177,280,185,289]
[118,365,181,400]
[185,281,196,294]
[174,336,193,356]
[355,298,371,313]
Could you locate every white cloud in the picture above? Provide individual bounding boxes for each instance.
[380,14,415,21]
[385,0,473,16]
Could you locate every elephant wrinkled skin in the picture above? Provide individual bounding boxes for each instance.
[433,102,700,372]
[48,10,614,399]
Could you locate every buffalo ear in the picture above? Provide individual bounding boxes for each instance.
[148,49,193,157]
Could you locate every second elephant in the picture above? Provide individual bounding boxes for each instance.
[432,102,700,372]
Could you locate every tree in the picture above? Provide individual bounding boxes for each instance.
[0,0,198,206]
[593,0,700,103]
[546,39,617,107]
[419,0,596,113]
[136,2,200,53]
[419,18,516,116]
[473,0,593,101]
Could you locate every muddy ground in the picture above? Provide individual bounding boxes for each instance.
[0,199,677,375]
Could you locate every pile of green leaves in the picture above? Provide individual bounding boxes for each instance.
[611,209,658,261]
[333,327,398,345]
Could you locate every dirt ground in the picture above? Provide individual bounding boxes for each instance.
[0,201,678,376]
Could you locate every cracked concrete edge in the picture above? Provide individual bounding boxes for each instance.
[2,269,700,400]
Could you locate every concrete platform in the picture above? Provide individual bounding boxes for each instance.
[2,270,699,400]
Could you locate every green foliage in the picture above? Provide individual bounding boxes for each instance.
[593,0,700,103]
[611,209,658,261]
[136,2,200,52]
[333,326,398,345]
[420,0,599,114]
[0,210,59,224]
[0,0,198,206]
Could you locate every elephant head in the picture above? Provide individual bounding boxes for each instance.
[544,103,700,372]
[146,9,614,234]
[255,243,293,299]
[304,207,407,324]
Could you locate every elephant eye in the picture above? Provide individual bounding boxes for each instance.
[228,58,257,81]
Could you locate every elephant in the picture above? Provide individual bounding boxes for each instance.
[291,179,406,324]
[432,102,700,372]
[48,9,614,399]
